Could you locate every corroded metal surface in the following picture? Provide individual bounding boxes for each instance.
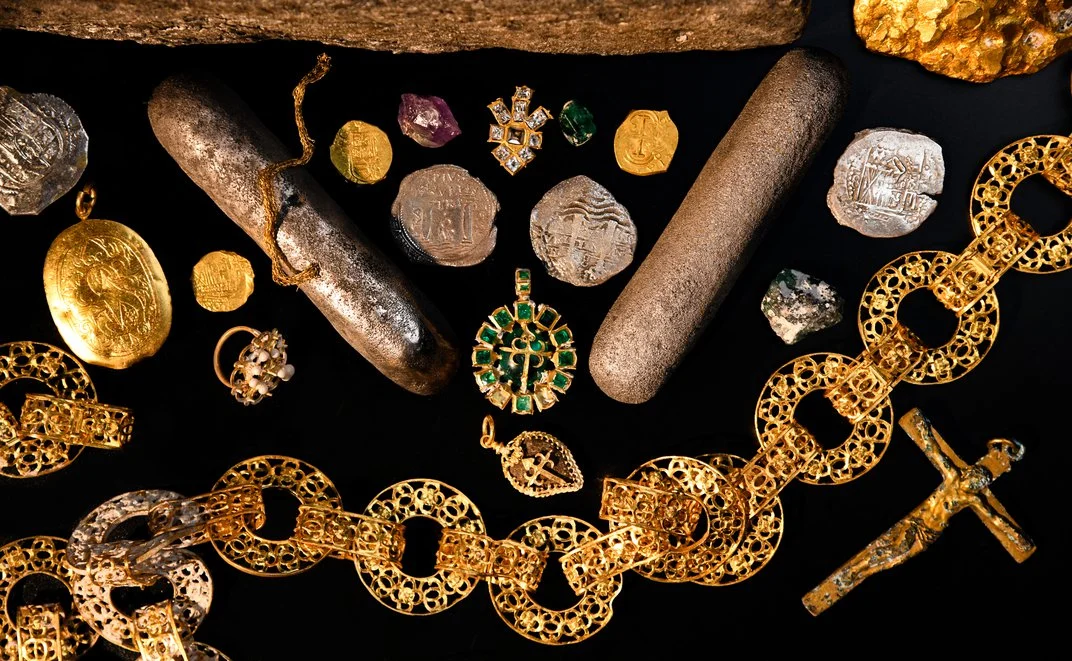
[589,49,848,404]
[828,128,944,238]
[854,0,1072,83]
[148,74,459,395]
[0,1,810,54]
[530,176,636,287]
[391,165,498,267]
[0,86,87,216]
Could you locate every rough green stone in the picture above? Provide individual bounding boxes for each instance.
[474,349,492,365]
[560,100,596,147]
[760,268,843,345]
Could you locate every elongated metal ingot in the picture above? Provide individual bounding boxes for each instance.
[589,49,848,404]
[148,75,459,395]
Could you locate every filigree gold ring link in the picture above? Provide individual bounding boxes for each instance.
[356,479,485,615]
[489,516,622,645]
[147,485,266,546]
[972,134,1072,273]
[434,529,548,592]
[756,353,895,485]
[211,456,342,576]
[67,491,214,651]
[0,537,97,660]
[295,505,406,566]
[859,251,999,384]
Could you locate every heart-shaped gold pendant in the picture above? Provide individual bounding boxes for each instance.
[479,416,583,498]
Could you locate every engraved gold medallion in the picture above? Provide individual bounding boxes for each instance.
[472,269,577,414]
[43,185,172,369]
[613,110,679,176]
[192,250,255,312]
[329,120,392,184]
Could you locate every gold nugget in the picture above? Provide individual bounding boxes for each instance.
[44,185,172,369]
[613,110,678,176]
[192,251,255,312]
[329,120,392,184]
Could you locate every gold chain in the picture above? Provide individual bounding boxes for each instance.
[4,133,1064,654]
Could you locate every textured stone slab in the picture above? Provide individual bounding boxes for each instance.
[148,74,459,395]
[589,48,848,404]
[0,0,809,54]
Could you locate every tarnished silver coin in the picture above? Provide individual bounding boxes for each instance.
[390,164,499,267]
[827,128,944,238]
[0,86,88,216]
[530,175,636,286]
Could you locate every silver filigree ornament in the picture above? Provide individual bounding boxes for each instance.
[0,86,89,215]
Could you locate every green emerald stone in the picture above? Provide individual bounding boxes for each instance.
[530,339,543,351]
[494,309,514,327]
[515,395,531,412]
[517,303,533,320]
[553,373,570,389]
[558,351,575,367]
[517,269,531,281]
[538,309,558,327]
[560,100,596,147]
[474,350,492,365]
[480,370,497,385]
[480,326,498,344]
[553,328,571,345]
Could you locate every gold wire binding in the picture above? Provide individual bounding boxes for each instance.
[256,53,330,286]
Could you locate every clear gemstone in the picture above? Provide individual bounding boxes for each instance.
[506,126,525,146]
[498,112,511,124]
[505,156,522,172]
[519,147,534,162]
[493,145,510,161]
[489,125,504,141]
[529,133,542,148]
[515,87,533,100]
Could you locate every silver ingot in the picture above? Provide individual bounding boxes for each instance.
[827,128,945,238]
[0,86,88,215]
[529,175,636,286]
[390,164,499,266]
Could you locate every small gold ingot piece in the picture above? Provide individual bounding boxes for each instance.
[213,327,295,405]
[613,109,678,176]
[803,409,1036,615]
[330,120,392,184]
[191,251,255,312]
[479,416,583,497]
[44,185,172,369]
[434,529,548,591]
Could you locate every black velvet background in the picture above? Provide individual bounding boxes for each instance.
[0,3,1066,657]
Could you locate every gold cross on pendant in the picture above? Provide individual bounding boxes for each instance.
[803,408,1035,615]
[521,451,568,488]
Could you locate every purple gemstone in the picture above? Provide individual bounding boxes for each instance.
[397,93,461,148]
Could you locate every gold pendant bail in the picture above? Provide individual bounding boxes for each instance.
[479,415,503,452]
[74,183,96,221]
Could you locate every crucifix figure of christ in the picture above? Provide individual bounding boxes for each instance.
[802,408,1035,616]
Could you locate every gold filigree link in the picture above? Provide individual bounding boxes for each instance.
[930,211,1038,312]
[356,479,485,615]
[211,456,342,576]
[859,251,999,384]
[825,324,926,424]
[132,603,188,661]
[559,525,671,594]
[15,605,63,661]
[0,537,97,660]
[611,456,748,584]
[18,394,133,450]
[756,353,894,484]
[489,516,622,645]
[0,342,132,479]
[696,453,784,585]
[67,491,213,651]
[147,486,266,546]
[733,422,821,514]
[599,477,705,537]
[434,529,548,591]
[294,505,406,566]
[972,134,1072,273]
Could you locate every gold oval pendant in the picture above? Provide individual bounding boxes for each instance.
[44,194,171,369]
